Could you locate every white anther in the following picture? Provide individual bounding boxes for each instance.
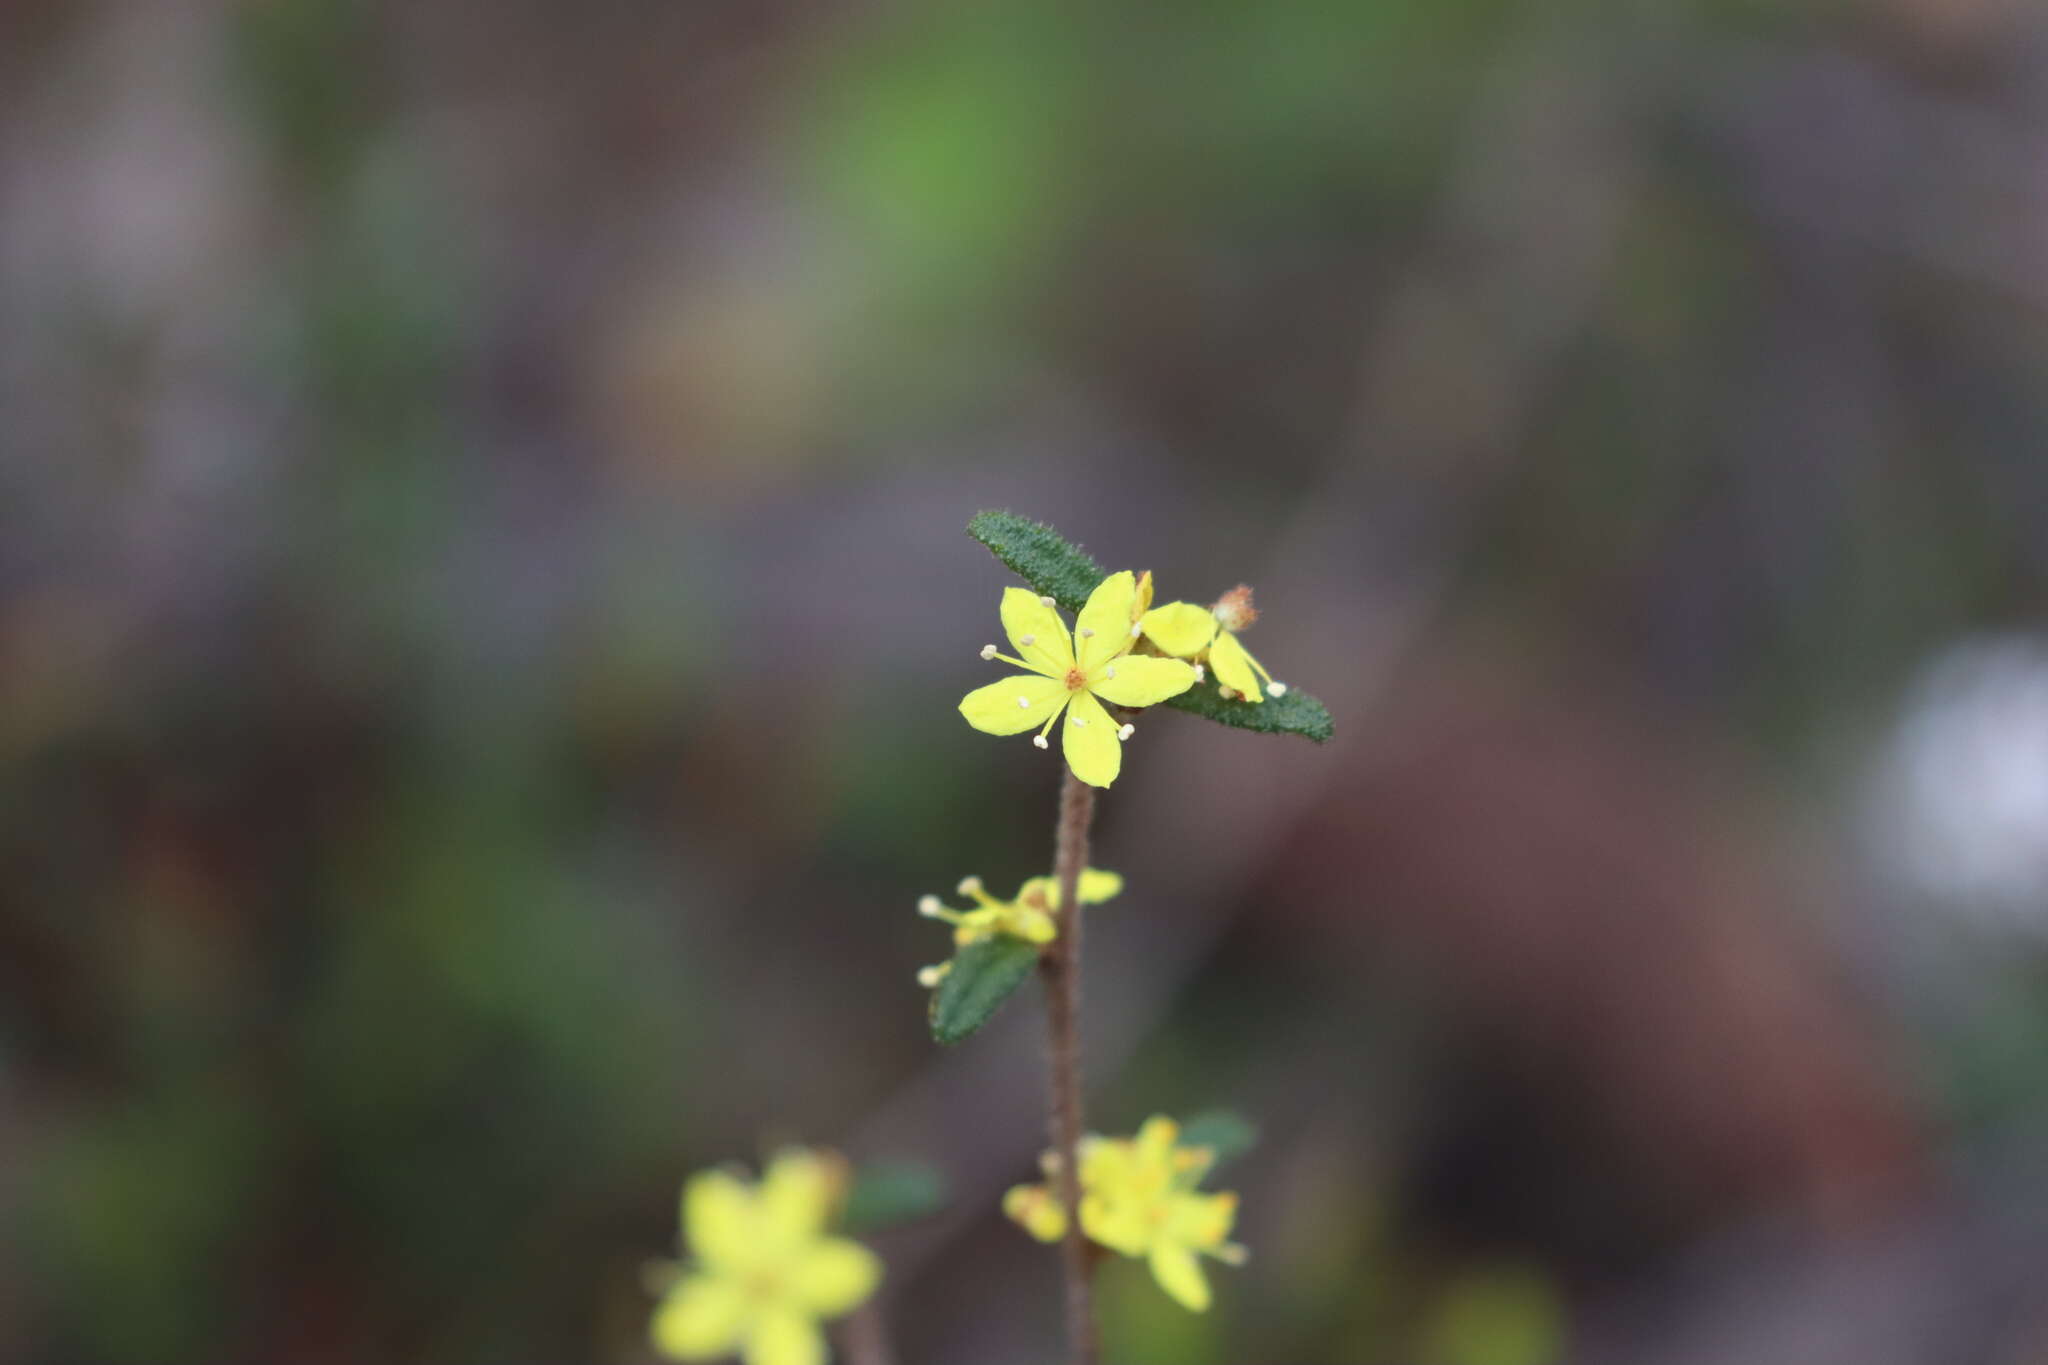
[916,965,945,988]
[1017,695,1031,708]
[1218,685,1237,700]
[918,895,943,916]
[1020,634,1036,646]
[1268,681,1288,697]
[1080,627,1095,638]
[956,876,983,896]
[979,644,997,660]
[1039,595,1055,607]
[1104,665,1116,678]
[1129,622,1142,637]
[1032,734,1049,749]
[1071,715,1087,726]
[1193,663,1206,681]
[1117,723,1134,741]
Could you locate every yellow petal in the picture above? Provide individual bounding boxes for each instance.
[757,1150,835,1252]
[959,674,1069,736]
[1149,1243,1212,1312]
[1167,1190,1238,1250]
[1080,1190,1149,1256]
[1003,1183,1068,1242]
[1074,571,1138,672]
[1136,1116,1181,1160]
[1140,602,1218,659]
[744,1310,825,1365]
[1207,630,1264,703]
[1077,868,1123,903]
[793,1238,882,1316]
[1132,570,1155,619]
[1061,690,1121,787]
[684,1171,755,1270]
[999,586,1073,672]
[650,1275,750,1360]
[1011,906,1057,943]
[1088,655,1194,709]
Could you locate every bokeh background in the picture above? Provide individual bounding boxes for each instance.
[9,0,2048,1362]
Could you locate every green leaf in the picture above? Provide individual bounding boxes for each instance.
[1177,1110,1259,1168]
[841,1161,948,1233]
[929,936,1041,1044]
[1165,681,1335,743]
[966,509,1104,615]
[965,509,1334,744]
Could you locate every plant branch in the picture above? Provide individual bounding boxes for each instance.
[1041,767,1099,1365]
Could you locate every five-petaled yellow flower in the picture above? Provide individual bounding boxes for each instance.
[1140,584,1287,704]
[914,868,1124,986]
[960,571,1197,787]
[650,1149,882,1365]
[1004,1115,1247,1312]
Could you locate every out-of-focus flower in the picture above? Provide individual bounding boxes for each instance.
[1141,585,1286,703]
[650,1149,881,1365]
[913,869,1124,986]
[1004,1116,1247,1312]
[959,571,1196,787]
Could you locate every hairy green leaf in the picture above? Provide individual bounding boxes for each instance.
[841,1161,948,1233]
[929,936,1040,1045]
[966,509,1104,615]
[1177,1109,1259,1168]
[1165,681,1335,742]
[966,510,1334,743]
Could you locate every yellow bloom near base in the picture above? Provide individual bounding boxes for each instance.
[650,1149,881,1365]
[1139,585,1287,704]
[914,868,1123,987]
[1004,1115,1247,1313]
[960,571,1197,787]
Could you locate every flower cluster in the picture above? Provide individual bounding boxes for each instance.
[650,1149,881,1365]
[960,570,1291,786]
[1005,1115,1248,1312]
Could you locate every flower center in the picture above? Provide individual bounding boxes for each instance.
[1064,667,1087,690]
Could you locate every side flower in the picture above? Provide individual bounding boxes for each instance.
[959,570,1197,787]
[1140,584,1287,703]
[1004,1116,1248,1313]
[913,868,1124,987]
[650,1149,882,1365]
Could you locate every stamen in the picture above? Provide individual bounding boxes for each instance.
[1071,715,1087,727]
[1017,695,1032,709]
[1218,685,1237,700]
[1038,595,1055,607]
[916,965,947,988]
[1129,621,1142,637]
[1080,627,1095,638]
[1032,734,1049,749]
[918,895,944,917]
[1020,634,1036,646]
[1117,723,1134,740]
[957,876,983,897]
[1193,663,1206,681]
[979,644,997,660]
[1104,665,1116,678]
[1267,681,1287,697]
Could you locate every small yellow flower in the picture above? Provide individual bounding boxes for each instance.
[913,868,1124,986]
[1140,584,1287,704]
[959,571,1198,787]
[650,1149,882,1365]
[1003,1116,1247,1312]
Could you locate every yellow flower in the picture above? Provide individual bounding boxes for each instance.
[913,868,1124,986]
[650,1149,882,1365]
[1003,1116,1247,1312]
[959,571,1198,787]
[1140,584,1287,704]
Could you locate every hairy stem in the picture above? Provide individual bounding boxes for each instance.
[1042,768,1099,1365]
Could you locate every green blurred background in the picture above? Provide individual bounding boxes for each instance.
[8,1,2048,1362]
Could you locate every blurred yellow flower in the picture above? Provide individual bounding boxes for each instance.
[959,571,1196,787]
[1140,585,1287,704]
[650,1149,881,1365]
[1004,1116,1247,1312]
[913,868,1124,986]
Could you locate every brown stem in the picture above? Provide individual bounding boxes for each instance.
[1041,767,1099,1365]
